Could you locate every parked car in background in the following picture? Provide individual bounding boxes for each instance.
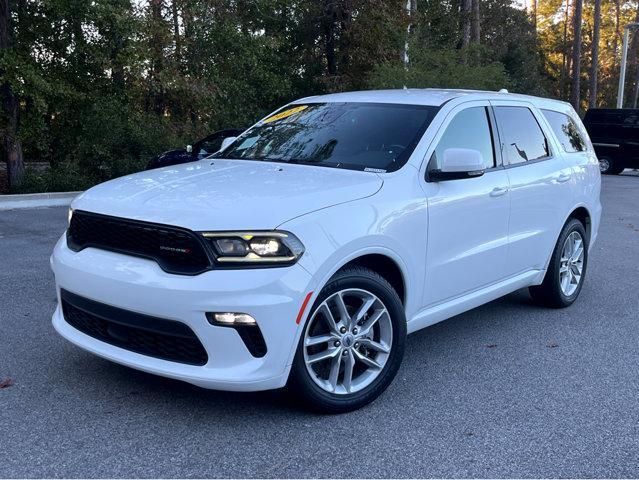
[52,89,601,412]
[583,108,639,174]
[146,128,244,170]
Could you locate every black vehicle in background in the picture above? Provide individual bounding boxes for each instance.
[146,128,244,170]
[583,108,639,174]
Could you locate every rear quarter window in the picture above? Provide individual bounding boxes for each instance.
[541,109,587,153]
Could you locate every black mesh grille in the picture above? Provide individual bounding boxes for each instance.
[61,290,209,366]
[67,210,212,275]
[235,325,268,358]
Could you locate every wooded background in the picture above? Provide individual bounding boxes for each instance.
[0,0,637,192]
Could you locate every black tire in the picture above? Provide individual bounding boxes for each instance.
[529,218,588,308]
[599,156,624,175]
[608,164,626,175]
[288,266,406,413]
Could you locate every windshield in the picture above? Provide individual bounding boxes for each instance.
[214,102,439,172]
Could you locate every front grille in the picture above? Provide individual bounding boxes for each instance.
[61,289,208,366]
[67,210,212,275]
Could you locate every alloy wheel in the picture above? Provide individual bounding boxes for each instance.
[303,288,393,395]
[559,231,584,296]
[599,158,610,173]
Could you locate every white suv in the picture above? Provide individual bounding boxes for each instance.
[51,89,601,412]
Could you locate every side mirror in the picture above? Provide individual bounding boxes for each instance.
[220,136,237,152]
[429,148,485,181]
[186,144,193,153]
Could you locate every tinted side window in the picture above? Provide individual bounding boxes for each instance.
[585,111,605,123]
[605,113,623,124]
[494,106,549,165]
[432,107,495,170]
[624,113,639,125]
[197,138,225,158]
[541,109,587,153]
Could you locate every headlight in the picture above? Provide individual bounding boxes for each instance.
[201,231,305,266]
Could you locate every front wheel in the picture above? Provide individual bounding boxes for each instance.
[288,266,406,413]
[529,218,588,308]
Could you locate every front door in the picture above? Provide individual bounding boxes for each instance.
[423,103,511,307]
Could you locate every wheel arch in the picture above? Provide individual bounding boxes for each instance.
[566,205,592,244]
[540,205,593,276]
[336,253,406,306]
[307,246,411,312]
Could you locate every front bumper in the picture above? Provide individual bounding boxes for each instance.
[50,235,313,391]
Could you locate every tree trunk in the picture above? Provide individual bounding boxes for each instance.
[460,0,472,50]
[471,0,480,44]
[0,0,25,188]
[149,0,165,115]
[171,0,181,64]
[403,0,417,68]
[560,0,571,99]
[70,6,87,79]
[531,0,537,34]
[322,0,337,76]
[337,2,352,76]
[109,0,131,94]
[181,0,197,125]
[570,0,582,110]
[613,0,621,65]
[588,0,600,108]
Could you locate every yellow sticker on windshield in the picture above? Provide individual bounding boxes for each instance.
[262,105,308,124]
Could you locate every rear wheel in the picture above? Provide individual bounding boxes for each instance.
[289,266,406,413]
[599,156,624,174]
[529,218,588,308]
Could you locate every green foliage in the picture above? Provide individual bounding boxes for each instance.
[368,48,510,91]
[9,164,97,194]
[72,99,178,179]
[2,0,552,192]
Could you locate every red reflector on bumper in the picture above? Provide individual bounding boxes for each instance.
[295,292,314,325]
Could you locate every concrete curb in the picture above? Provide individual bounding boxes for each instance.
[0,191,81,211]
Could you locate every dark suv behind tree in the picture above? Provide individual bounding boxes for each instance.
[583,108,639,174]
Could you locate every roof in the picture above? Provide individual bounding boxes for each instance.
[294,88,570,109]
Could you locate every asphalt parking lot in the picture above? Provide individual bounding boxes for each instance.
[1,173,639,478]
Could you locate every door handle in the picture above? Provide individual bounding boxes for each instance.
[556,173,571,183]
[489,186,509,197]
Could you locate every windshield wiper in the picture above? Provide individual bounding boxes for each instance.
[254,156,305,165]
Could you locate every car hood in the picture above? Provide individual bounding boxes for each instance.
[72,159,383,231]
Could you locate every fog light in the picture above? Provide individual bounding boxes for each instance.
[209,312,256,326]
[205,312,266,357]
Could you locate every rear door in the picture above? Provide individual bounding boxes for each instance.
[490,101,575,276]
